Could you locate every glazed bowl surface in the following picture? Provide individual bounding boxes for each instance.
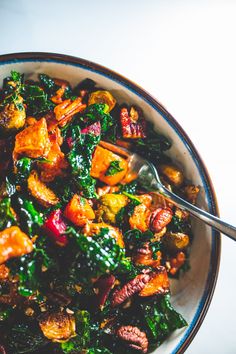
[0,52,221,354]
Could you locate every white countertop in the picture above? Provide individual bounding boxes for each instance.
[1,0,236,352]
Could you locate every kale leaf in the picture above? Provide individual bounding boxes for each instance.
[70,228,131,281]
[105,160,124,176]
[118,180,138,194]
[67,126,100,198]
[0,197,16,231]
[20,84,55,116]
[7,322,48,354]
[14,195,43,236]
[61,310,90,353]
[15,158,32,184]
[132,122,171,163]
[38,73,58,96]
[141,295,187,344]
[78,104,114,136]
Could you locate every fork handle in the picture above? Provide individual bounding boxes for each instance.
[158,186,236,241]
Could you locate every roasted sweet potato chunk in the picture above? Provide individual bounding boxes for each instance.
[0,226,33,264]
[0,96,26,133]
[13,118,50,159]
[28,170,59,207]
[39,312,76,342]
[82,222,125,248]
[91,146,128,186]
[38,131,68,182]
[129,204,151,232]
[139,266,170,297]
[64,194,95,227]
[134,243,161,268]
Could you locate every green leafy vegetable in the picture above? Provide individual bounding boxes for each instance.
[38,73,58,96]
[70,228,131,281]
[7,322,48,354]
[21,84,55,116]
[14,195,43,236]
[78,104,114,136]
[15,157,32,183]
[67,126,100,198]
[141,295,187,344]
[118,180,138,194]
[0,197,16,231]
[61,310,90,353]
[105,160,124,176]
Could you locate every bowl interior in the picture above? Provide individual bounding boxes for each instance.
[0,55,220,354]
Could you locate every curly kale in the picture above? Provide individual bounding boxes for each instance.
[140,295,187,345]
[0,197,16,231]
[67,125,100,198]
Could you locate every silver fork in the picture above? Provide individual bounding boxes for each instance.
[100,140,236,241]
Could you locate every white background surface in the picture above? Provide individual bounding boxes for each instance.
[0,0,236,353]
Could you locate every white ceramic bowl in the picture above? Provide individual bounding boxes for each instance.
[0,52,221,354]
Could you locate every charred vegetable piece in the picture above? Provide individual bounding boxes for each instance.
[120,107,146,139]
[159,164,184,187]
[96,193,128,224]
[43,209,68,246]
[82,222,125,248]
[94,274,116,309]
[139,266,169,297]
[0,95,26,134]
[28,170,59,207]
[184,185,200,204]
[13,118,50,159]
[0,226,33,264]
[64,194,95,227]
[88,90,116,112]
[163,232,190,252]
[39,312,76,342]
[91,146,128,185]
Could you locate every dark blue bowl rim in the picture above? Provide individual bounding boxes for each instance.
[0,52,221,354]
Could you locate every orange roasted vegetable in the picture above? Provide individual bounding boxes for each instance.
[51,79,69,104]
[139,266,170,297]
[54,97,86,126]
[88,90,116,112]
[129,204,151,232]
[13,118,50,159]
[82,222,125,248]
[38,131,68,182]
[28,170,59,207]
[39,312,76,342]
[0,264,9,279]
[134,243,161,268]
[91,146,128,186]
[64,194,95,227]
[0,226,33,264]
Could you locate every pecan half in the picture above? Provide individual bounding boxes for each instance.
[0,345,6,354]
[117,326,148,353]
[149,207,173,233]
[111,274,150,307]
